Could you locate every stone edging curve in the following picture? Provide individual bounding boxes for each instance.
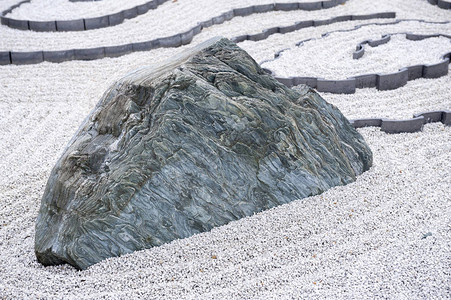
[262,20,451,94]
[0,11,395,65]
[0,0,348,32]
[426,0,451,10]
[353,32,451,59]
[1,0,170,32]
[350,110,451,133]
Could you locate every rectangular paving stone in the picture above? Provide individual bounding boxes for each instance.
[381,117,424,134]
[11,51,43,64]
[85,16,109,30]
[56,20,85,31]
[108,12,124,26]
[74,47,105,60]
[0,52,11,65]
[29,21,56,32]
[377,69,408,91]
[43,50,75,62]
[104,45,133,57]
[7,19,29,30]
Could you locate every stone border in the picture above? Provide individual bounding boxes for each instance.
[0,0,170,31]
[230,12,395,44]
[353,32,451,60]
[426,0,451,10]
[0,11,396,66]
[0,0,348,32]
[350,110,451,134]
[262,19,451,94]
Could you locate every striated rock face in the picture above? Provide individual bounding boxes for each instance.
[35,37,372,270]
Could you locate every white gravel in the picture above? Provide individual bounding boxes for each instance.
[262,22,451,79]
[6,0,322,21]
[1,0,451,51]
[0,0,450,299]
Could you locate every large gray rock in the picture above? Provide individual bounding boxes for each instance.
[35,37,372,270]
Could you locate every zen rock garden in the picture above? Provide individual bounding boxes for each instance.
[35,37,373,270]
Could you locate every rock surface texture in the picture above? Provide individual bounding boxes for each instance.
[35,37,373,270]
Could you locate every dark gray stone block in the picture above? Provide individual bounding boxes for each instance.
[407,65,424,80]
[223,11,234,21]
[11,51,43,64]
[413,111,445,124]
[231,35,248,43]
[158,34,182,48]
[322,0,338,9]
[332,15,352,22]
[29,21,56,32]
[123,7,138,19]
[381,116,424,134]
[353,47,364,59]
[56,20,85,31]
[298,2,322,10]
[74,47,105,60]
[368,35,390,47]
[43,50,75,63]
[295,20,314,30]
[132,41,156,52]
[317,79,356,94]
[353,74,377,88]
[1,17,9,26]
[263,27,279,35]
[249,32,267,42]
[212,15,225,25]
[314,19,332,26]
[104,44,133,58]
[0,52,11,65]
[275,3,298,11]
[200,19,213,28]
[34,37,372,270]
[137,3,149,15]
[350,119,383,128]
[233,7,254,16]
[253,4,274,13]
[438,0,451,9]
[192,24,202,35]
[292,77,318,88]
[108,12,124,26]
[377,69,408,91]
[442,111,451,125]
[423,59,449,78]
[279,24,297,34]
[84,16,109,30]
[7,18,29,30]
[181,30,194,45]
[428,0,438,4]
[147,0,158,9]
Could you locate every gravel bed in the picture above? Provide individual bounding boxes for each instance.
[0,0,450,298]
[262,22,451,79]
[6,0,326,21]
[1,0,451,51]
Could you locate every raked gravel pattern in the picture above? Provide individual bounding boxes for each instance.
[5,0,319,21]
[0,0,450,298]
[261,22,451,80]
[1,0,451,51]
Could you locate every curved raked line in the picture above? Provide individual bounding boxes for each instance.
[0,0,170,31]
[0,0,347,32]
[350,110,451,134]
[0,11,394,65]
[262,19,451,94]
[353,32,451,59]
[426,0,451,10]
